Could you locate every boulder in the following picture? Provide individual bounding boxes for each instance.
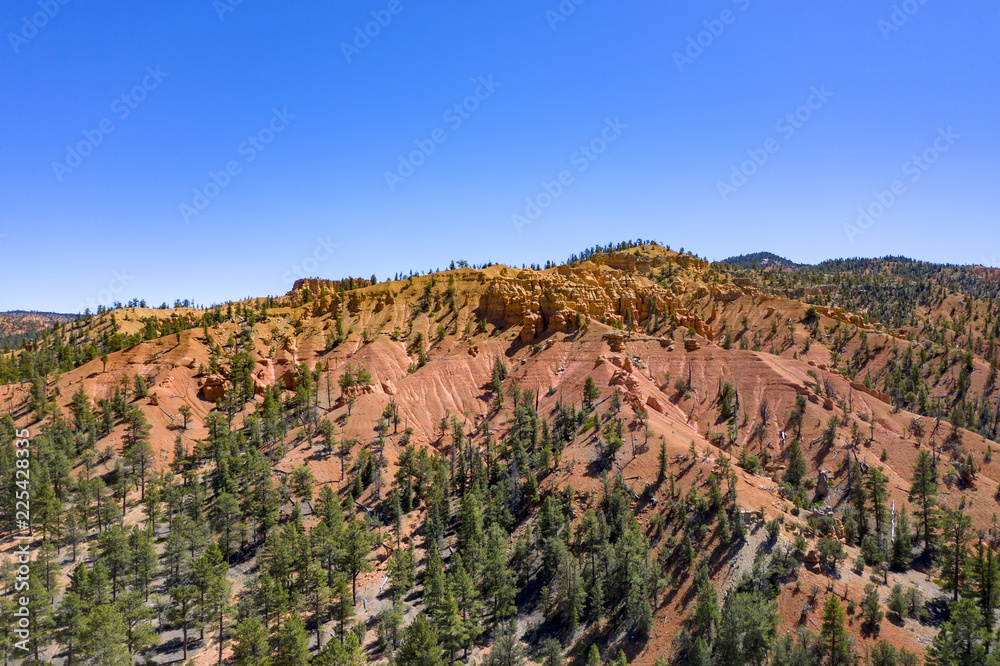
[381,380,396,396]
[199,375,227,402]
[603,333,628,352]
[816,470,830,497]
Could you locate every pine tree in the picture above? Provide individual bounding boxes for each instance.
[79,603,131,666]
[543,638,565,666]
[687,637,712,666]
[275,615,311,666]
[974,542,1000,636]
[865,467,889,544]
[887,583,908,619]
[941,507,974,602]
[343,518,374,605]
[168,584,200,662]
[423,546,446,611]
[658,439,668,481]
[714,591,780,666]
[129,527,158,601]
[316,629,365,666]
[909,449,939,552]
[437,591,470,664]
[206,574,233,664]
[397,614,443,666]
[693,564,720,643]
[302,563,331,649]
[483,525,517,622]
[583,376,601,412]
[98,525,130,602]
[232,618,272,666]
[926,597,987,666]
[55,591,87,666]
[116,590,157,658]
[64,507,83,562]
[850,462,869,541]
[783,438,807,487]
[861,583,884,626]
[331,572,354,643]
[587,644,601,666]
[821,596,850,666]
[483,620,522,666]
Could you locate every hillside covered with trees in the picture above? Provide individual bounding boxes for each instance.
[2,241,1000,666]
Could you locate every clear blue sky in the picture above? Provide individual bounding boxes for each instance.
[2,1,998,312]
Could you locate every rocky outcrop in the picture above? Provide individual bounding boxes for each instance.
[291,277,373,296]
[849,381,892,405]
[199,374,227,402]
[477,264,713,339]
[254,357,276,394]
[604,333,627,352]
[816,470,830,497]
[813,305,866,328]
[520,312,542,342]
[336,384,375,406]
[609,368,646,414]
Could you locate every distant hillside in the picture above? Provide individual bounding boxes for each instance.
[0,310,77,347]
[4,239,1000,665]
[719,251,804,270]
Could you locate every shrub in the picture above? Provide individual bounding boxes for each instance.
[888,584,907,618]
[861,584,884,626]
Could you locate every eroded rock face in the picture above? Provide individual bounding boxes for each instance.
[199,375,227,402]
[609,368,647,414]
[477,264,715,341]
[254,357,276,395]
[849,381,892,405]
[336,384,375,406]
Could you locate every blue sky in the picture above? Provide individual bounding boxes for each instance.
[2,0,998,312]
